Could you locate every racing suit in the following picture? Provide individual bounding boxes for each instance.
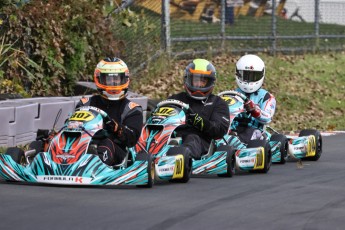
[168,92,230,159]
[76,95,143,165]
[231,88,276,144]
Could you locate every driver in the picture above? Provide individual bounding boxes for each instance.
[231,54,276,144]
[76,57,143,166]
[168,58,230,160]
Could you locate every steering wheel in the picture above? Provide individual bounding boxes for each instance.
[76,106,112,123]
[218,90,249,103]
[156,99,191,113]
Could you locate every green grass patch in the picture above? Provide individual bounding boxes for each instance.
[133,52,345,132]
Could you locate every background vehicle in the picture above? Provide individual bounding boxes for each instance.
[0,106,153,188]
[130,99,192,183]
[217,90,272,173]
[218,90,322,168]
[130,99,235,183]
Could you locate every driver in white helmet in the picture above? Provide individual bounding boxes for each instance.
[231,54,276,144]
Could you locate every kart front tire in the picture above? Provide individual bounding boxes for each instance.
[217,145,235,178]
[247,140,272,173]
[270,134,288,164]
[299,129,322,161]
[167,147,192,183]
[136,153,154,188]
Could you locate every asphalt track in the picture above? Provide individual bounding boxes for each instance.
[0,133,344,230]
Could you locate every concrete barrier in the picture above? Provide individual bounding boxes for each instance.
[0,101,38,146]
[0,91,148,147]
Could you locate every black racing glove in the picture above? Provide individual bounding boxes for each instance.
[186,108,206,131]
[105,119,119,134]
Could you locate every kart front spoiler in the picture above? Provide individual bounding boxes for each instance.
[0,152,150,186]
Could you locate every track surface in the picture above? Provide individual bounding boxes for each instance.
[0,133,344,230]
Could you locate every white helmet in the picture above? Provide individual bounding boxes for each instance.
[235,54,265,93]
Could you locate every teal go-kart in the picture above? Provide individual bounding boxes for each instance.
[0,106,154,188]
[218,90,322,168]
[130,99,236,184]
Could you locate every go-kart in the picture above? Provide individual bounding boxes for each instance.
[130,99,235,183]
[0,106,154,187]
[218,90,322,166]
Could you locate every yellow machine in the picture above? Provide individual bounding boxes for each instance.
[136,0,287,21]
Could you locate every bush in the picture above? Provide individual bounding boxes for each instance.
[1,0,122,96]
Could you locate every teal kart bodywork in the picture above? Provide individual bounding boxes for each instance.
[0,106,153,187]
[218,90,322,170]
[130,99,236,182]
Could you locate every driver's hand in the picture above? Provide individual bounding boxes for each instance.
[244,100,256,112]
[186,108,205,131]
[244,100,260,118]
[105,119,119,133]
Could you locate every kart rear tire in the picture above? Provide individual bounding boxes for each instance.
[247,140,272,173]
[136,153,154,188]
[270,134,288,164]
[217,145,235,178]
[29,140,44,154]
[167,147,192,183]
[6,147,25,165]
[299,129,322,161]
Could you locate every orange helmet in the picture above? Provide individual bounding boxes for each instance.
[94,57,130,100]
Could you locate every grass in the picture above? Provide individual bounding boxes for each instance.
[132,52,345,132]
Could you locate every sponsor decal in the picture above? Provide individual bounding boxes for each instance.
[237,155,255,168]
[158,167,174,172]
[81,97,89,104]
[56,154,76,160]
[157,165,175,177]
[240,159,254,163]
[102,150,108,162]
[67,121,83,129]
[128,102,139,109]
[294,146,304,151]
[37,176,91,184]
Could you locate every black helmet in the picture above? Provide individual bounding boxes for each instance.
[184,59,216,100]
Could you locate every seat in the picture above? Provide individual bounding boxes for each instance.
[201,139,216,160]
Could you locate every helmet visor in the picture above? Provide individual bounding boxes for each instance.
[98,72,128,86]
[186,74,214,88]
[236,70,264,82]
